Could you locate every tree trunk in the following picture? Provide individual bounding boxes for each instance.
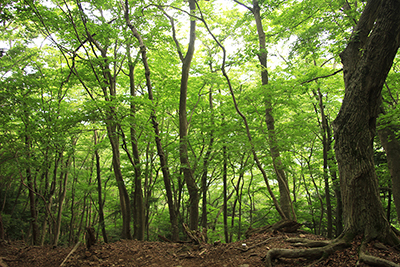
[223,146,229,243]
[251,0,295,220]
[127,45,145,241]
[107,124,132,239]
[327,122,343,236]
[178,0,199,231]
[333,0,400,244]
[94,131,108,243]
[377,123,400,224]
[25,138,39,245]
[317,89,333,238]
[122,0,179,240]
[53,140,75,246]
[201,88,215,232]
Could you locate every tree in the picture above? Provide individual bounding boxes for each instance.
[265,0,400,265]
[234,0,296,221]
[334,0,400,244]
[176,0,199,231]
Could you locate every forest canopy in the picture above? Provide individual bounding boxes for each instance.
[1,0,399,252]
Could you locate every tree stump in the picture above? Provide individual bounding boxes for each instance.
[85,227,96,249]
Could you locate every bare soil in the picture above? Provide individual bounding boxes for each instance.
[0,231,399,267]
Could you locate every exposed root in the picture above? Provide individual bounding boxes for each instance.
[285,238,331,248]
[264,239,349,267]
[264,232,400,267]
[358,239,400,267]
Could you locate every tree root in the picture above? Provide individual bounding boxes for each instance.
[358,239,400,267]
[285,238,331,248]
[264,239,349,267]
[264,234,400,267]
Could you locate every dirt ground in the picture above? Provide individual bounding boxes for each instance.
[0,231,399,267]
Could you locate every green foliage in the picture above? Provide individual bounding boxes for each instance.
[1,0,399,245]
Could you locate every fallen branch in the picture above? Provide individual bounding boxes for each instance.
[60,241,81,266]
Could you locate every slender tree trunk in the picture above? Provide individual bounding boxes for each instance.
[54,137,77,246]
[94,131,108,243]
[122,0,179,240]
[126,46,145,241]
[178,0,199,230]
[107,124,132,239]
[201,88,215,232]
[251,0,295,220]
[317,89,333,238]
[327,121,343,236]
[25,138,39,245]
[0,214,4,240]
[333,0,400,244]
[223,146,229,243]
[377,122,400,224]
[41,150,61,245]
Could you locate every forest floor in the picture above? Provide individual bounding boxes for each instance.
[0,230,399,267]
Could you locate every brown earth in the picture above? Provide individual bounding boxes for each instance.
[0,231,399,267]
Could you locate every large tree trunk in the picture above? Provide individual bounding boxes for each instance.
[333,0,400,244]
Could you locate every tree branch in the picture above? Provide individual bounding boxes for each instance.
[301,69,343,84]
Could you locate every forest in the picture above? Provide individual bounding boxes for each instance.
[1,0,400,265]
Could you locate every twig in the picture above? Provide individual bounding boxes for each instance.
[59,241,81,266]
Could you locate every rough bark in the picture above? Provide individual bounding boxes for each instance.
[333,0,400,243]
